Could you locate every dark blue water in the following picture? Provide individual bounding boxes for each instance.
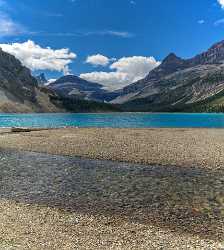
[1,113,224,128]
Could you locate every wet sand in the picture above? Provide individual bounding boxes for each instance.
[0,128,224,249]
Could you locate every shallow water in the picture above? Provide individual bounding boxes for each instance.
[1,113,224,128]
[0,150,223,240]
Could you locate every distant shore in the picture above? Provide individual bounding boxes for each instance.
[1,127,224,169]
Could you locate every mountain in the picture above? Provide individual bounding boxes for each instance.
[121,53,188,95]
[48,75,120,102]
[188,40,224,65]
[0,49,119,113]
[0,48,62,113]
[112,40,224,112]
[36,73,48,85]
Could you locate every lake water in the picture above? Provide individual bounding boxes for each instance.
[1,113,224,128]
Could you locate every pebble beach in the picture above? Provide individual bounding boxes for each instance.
[0,128,223,249]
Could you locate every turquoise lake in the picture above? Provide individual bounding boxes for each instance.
[1,113,224,128]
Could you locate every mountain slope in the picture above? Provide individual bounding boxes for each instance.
[0,48,62,113]
[112,40,224,112]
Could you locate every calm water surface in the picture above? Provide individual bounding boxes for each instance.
[1,113,224,128]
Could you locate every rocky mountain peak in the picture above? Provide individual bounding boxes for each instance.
[36,73,47,85]
[162,53,182,64]
[143,53,187,80]
[51,74,103,90]
[159,52,187,72]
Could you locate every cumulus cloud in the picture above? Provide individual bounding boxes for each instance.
[0,40,77,75]
[86,54,115,67]
[218,0,224,8]
[81,56,160,90]
[80,71,128,89]
[110,56,160,79]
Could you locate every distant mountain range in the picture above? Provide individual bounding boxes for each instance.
[46,39,224,113]
[111,40,224,112]
[39,75,120,113]
[48,75,120,102]
[2,39,224,113]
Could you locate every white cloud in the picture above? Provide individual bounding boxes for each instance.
[81,56,160,90]
[214,18,224,25]
[47,79,57,85]
[218,0,224,8]
[0,40,77,75]
[86,54,115,67]
[80,71,128,90]
[103,31,133,38]
[0,13,25,36]
[84,30,134,38]
[111,56,160,79]
[0,1,25,37]
[198,20,205,24]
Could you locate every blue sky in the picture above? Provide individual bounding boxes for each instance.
[1,0,224,89]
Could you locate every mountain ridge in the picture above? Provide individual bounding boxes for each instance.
[112,39,224,112]
[48,74,120,102]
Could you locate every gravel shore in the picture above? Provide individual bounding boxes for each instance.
[0,128,224,249]
[1,127,224,169]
